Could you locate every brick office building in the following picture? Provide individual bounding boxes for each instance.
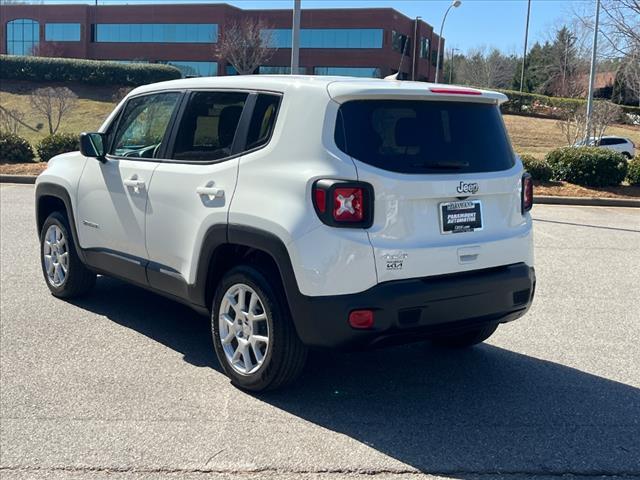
[0,3,443,81]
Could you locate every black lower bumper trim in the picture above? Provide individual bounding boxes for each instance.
[288,263,536,350]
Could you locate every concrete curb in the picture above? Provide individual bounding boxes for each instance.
[0,174,36,184]
[534,195,640,208]
[1,175,639,207]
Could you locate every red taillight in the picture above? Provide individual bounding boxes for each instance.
[312,180,373,228]
[430,88,482,95]
[333,187,363,222]
[348,310,374,329]
[314,188,326,213]
[522,173,533,213]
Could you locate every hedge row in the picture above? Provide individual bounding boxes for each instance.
[497,88,640,125]
[521,147,634,187]
[0,55,182,86]
[0,132,80,163]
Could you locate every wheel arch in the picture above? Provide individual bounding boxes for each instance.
[194,225,302,320]
[35,183,86,263]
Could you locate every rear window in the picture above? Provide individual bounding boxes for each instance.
[335,100,515,174]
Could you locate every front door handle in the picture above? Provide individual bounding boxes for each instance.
[196,184,224,199]
[123,175,145,193]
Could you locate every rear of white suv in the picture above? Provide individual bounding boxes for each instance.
[278,83,535,352]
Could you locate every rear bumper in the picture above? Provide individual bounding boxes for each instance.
[288,263,535,349]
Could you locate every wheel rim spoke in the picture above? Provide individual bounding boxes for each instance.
[43,225,69,287]
[218,283,270,376]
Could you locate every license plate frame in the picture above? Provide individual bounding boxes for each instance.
[439,200,483,234]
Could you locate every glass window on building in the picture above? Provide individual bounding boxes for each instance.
[6,19,40,56]
[45,23,81,42]
[314,67,381,78]
[431,50,438,67]
[94,24,218,43]
[419,37,430,59]
[262,28,383,49]
[258,66,307,74]
[391,31,410,56]
[160,61,218,77]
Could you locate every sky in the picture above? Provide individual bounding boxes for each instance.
[27,0,595,54]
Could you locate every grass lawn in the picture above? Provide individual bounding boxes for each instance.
[0,80,117,147]
[504,114,640,159]
[1,80,639,198]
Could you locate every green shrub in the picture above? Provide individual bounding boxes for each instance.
[545,146,628,187]
[520,154,553,182]
[626,157,640,186]
[36,133,80,162]
[0,131,35,163]
[497,89,584,119]
[0,55,181,87]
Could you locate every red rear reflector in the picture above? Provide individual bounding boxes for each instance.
[430,88,482,95]
[333,187,363,222]
[522,173,533,213]
[314,187,327,213]
[349,310,374,329]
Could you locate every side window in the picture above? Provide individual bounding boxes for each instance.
[246,94,281,150]
[111,92,180,159]
[172,91,248,162]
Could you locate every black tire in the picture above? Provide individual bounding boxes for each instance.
[212,265,307,392]
[431,323,498,348]
[40,211,96,298]
[622,152,632,159]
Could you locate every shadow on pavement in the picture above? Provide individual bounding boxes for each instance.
[72,276,640,475]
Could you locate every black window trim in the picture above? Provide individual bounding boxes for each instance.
[160,88,283,166]
[105,89,187,164]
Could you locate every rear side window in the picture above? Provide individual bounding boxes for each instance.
[246,94,281,150]
[335,100,515,174]
[599,138,625,146]
[172,91,248,162]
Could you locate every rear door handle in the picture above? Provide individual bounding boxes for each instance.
[196,184,224,199]
[123,175,145,193]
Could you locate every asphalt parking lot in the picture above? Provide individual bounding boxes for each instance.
[1,183,639,480]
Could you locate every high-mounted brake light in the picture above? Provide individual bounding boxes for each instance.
[312,180,373,228]
[521,173,533,213]
[430,88,482,96]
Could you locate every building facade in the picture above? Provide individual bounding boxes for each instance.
[0,3,443,81]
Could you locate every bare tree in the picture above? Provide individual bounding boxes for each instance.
[621,47,640,106]
[556,100,622,144]
[455,47,517,89]
[29,87,78,135]
[0,107,24,134]
[557,108,587,145]
[215,18,274,75]
[590,100,623,140]
[0,105,41,133]
[542,27,587,98]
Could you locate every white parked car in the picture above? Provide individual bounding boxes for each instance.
[35,76,535,391]
[575,136,636,158]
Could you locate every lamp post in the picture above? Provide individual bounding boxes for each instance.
[411,16,421,81]
[584,0,601,142]
[449,47,459,84]
[519,0,531,92]
[291,0,301,75]
[435,0,461,83]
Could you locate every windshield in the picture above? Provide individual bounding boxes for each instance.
[335,100,515,174]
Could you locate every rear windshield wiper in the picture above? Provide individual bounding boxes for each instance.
[411,160,470,169]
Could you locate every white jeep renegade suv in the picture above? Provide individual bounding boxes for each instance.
[36,76,535,391]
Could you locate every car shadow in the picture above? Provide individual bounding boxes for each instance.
[71,276,640,475]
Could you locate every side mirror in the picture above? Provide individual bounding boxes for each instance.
[80,132,107,162]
